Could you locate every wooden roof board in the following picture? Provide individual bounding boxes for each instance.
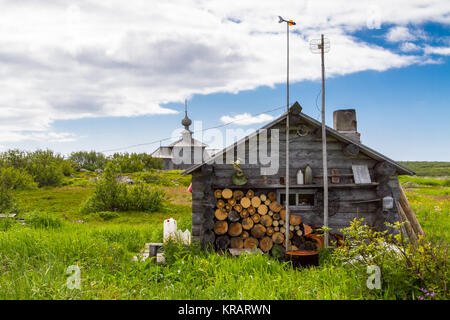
[183,102,415,176]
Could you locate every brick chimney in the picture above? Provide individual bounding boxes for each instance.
[333,109,360,143]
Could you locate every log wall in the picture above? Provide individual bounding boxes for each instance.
[190,113,402,248]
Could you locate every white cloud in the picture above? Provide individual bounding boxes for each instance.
[400,42,420,52]
[0,130,77,143]
[0,0,449,143]
[385,26,416,42]
[220,113,275,125]
[424,46,450,56]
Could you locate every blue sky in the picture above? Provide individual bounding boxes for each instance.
[0,1,449,161]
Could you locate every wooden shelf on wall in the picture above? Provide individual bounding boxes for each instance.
[211,183,379,189]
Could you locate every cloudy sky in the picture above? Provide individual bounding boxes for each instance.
[0,0,449,160]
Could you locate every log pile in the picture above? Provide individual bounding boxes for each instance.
[212,188,322,253]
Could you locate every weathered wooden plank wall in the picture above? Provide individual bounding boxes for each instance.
[191,113,401,245]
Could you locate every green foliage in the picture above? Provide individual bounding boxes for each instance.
[0,166,36,212]
[110,152,163,173]
[134,170,191,187]
[332,218,449,299]
[0,217,16,232]
[0,149,68,187]
[0,167,37,190]
[98,211,120,221]
[0,185,13,212]
[0,149,28,168]
[398,161,450,177]
[399,175,450,187]
[69,151,108,171]
[60,159,76,177]
[25,150,65,187]
[80,163,165,213]
[162,240,204,265]
[27,211,63,229]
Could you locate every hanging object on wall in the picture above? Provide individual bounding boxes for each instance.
[296,169,304,184]
[231,159,248,185]
[304,165,313,184]
[296,124,309,137]
[331,168,340,184]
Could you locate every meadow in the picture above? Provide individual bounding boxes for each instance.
[0,154,448,300]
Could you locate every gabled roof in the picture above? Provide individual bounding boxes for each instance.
[183,102,415,175]
[168,137,208,148]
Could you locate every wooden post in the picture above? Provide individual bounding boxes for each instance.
[399,185,425,236]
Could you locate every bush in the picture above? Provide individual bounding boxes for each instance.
[110,152,163,173]
[27,211,63,229]
[69,151,108,171]
[0,149,67,187]
[0,149,28,169]
[60,160,76,177]
[135,170,191,187]
[0,167,37,190]
[0,185,13,212]
[80,163,165,213]
[332,218,449,299]
[25,150,65,187]
[98,211,120,221]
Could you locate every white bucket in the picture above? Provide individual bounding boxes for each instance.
[163,218,177,243]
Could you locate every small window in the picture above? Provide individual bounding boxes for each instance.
[280,193,297,206]
[278,189,315,208]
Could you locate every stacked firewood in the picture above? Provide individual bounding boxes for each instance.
[213,188,322,253]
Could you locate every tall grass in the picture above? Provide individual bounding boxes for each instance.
[0,224,375,300]
[399,176,450,187]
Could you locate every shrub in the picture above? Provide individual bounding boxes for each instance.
[98,211,120,221]
[0,184,13,212]
[0,149,67,187]
[126,182,165,211]
[80,163,165,213]
[0,149,28,169]
[60,160,76,176]
[110,152,163,173]
[134,170,191,187]
[332,218,449,299]
[25,150,65,187]
[0,167,37,190]
[27,211,63,229]
[69,151,108,171]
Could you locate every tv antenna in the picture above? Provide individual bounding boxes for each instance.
[310,35,330,248]
[278,15,296,252]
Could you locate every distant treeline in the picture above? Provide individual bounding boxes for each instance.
[398,161,450,177]
[0,149,163,188]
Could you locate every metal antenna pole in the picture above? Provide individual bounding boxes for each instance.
[320,34,329,248]
[285,21,290,251]
[310,35,330,248]
[278,16,295,252]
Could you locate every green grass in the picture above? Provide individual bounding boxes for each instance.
[399,175,450,187]
[0,223,372,300]
[0,171,448,300]
[398,161,450,177]
[400,178,450,243]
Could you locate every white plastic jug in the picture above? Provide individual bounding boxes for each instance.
[180,229,191,245]
[163,218,177,243]
[296,169,304,184]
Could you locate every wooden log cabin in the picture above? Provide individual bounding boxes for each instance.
[183,102,414,250]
